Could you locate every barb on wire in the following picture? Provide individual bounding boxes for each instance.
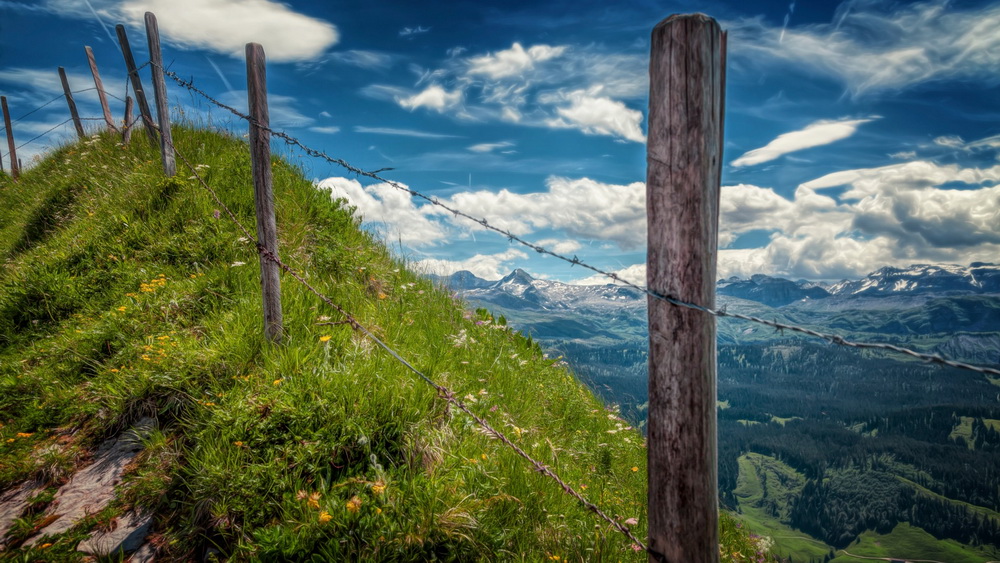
[165,136,655,557]
[154,62,1000,379]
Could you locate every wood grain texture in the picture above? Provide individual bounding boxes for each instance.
[1,96,17,179]
[246,42,284,344]
[85,46,117,133]
[144,12,175,177]
[115,24,158,144]
[645,13,726,563]
[122,96,134,145]
[58,67,85,139]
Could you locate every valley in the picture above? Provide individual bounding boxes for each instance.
[435,264,1000,561]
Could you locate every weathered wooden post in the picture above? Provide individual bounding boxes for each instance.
[645,13,726,563]
[144,12,175,176]
[122,95,134,144]
[1,96,18,179]
[246,42,283,343]
[85,46,117,133]
[58,67,86,139]
[115,24,158,144]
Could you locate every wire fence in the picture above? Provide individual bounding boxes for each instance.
[6,45,999,560]
[153,61,1000,378]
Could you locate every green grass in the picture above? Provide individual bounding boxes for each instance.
[732,453,834,562]
[0,127,773,561]
[831,522,1000,563]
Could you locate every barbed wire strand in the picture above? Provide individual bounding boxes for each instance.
[158,125,658,558]
[1,118,75,160]
[0,93,67,135]
[154,63,1000,379]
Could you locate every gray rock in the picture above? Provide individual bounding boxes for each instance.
[0,480,44,550]
[77,509,152,557]
[24,418,155,546]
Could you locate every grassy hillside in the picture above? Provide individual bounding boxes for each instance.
[0,128,770,561]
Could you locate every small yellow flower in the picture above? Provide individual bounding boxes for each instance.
[319,335,331,342]
[481,453,488,461]
[377,292,387,300]
[16,432,33,438]
[346,496,362,513]
[631,466,639,472]
[5,438,14,443]
[273,379,283,385]
[39,543,52,549]
[375,507,382,514]
[110,368,119,373]
[233,441,244,447]
[372,482,386,494]
[318,511,332,523]
[308,492,321,510]
[117,306,126,312]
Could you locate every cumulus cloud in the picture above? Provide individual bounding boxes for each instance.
[573,263,647,286]
[413,249,528,280]
[397,85,463,112]
[732,118,874,167]
[730,0,1000,95]
[545,89,646,143]
[317,177,446,246]
[467,42,567,79]
[114,0,338,62]
[535,239,582,255]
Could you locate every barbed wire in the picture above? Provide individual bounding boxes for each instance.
[1,118,74,160]
[158,124,656,557]
[0,93,67,135]
[154,63,1000,379]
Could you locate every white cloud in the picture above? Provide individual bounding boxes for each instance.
[535,238,582,255]
[574,264,646,286]
[309,126,340,134]
[468,141,514,153]
[113,0,338,62]
[467,42,567,79]
[354,126,460,139]
[397,85,462,113]
[545,89,645,143]
[327,50,393,70]
[730,0,1000,95]
[889,151,917,160]
[413,249,528,280]
[732,118,875,167]
[317,177,446,246]
[0,67,93,96]
[399,25,430,37]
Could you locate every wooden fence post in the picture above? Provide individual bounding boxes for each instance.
[115,24,158,144]
[1,96,18,179]
[58,67,86,139]
[246,42,283,343]
[645,13,726,563]
[85,46,117,133]
[144,12,175,176]
[122,95,134,144]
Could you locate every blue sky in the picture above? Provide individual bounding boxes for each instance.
[1,0,999,283]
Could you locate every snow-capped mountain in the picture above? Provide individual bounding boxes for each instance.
[825,263,1000,297]
[716,274,831,307]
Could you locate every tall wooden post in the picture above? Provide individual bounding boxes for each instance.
[115,24,158,144]
[85,46,117,132]
[645,13,726,563]
[144,12,175,176]
[246,42,283,343]
[122,95,134,144]
[1,96,18,179]
[58,67,86,139]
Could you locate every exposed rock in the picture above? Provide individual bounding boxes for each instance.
[23,418,154,546]
[77,509,152,557]
[128,541,157,562]
[0,480,45,550]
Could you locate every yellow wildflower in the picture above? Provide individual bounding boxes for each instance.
[631,466,639,472]
[346,496,362,513]
[319,335,331,342]
[308,492,321,509]
[16,433,32,438]
[273,379,283,385]
[39,543,52,549]
[233,441,244,447]
[319,511,332,523]
[117,306,126,312]
[372,482,386,494]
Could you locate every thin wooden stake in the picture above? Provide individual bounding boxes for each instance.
[85,46,117,133]
[246,42,283,343]
[122,95,134,145]
[144,12,175,176]
[58,67,86,139]
[645,13,726,563]
[115,24,158,144]
[1,95,19,179]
